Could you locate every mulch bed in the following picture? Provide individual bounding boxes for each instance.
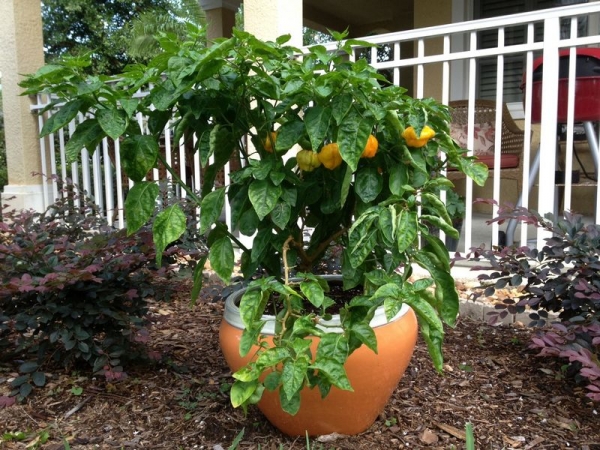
[1,277,599,450]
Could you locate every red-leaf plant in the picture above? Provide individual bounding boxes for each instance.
[468,202,600,402]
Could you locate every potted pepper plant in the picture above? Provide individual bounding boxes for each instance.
[21,27,488,435]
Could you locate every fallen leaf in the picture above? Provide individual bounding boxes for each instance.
[316,432,346,443]
[420,428,439,445]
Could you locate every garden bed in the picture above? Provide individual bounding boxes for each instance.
[1,277,599,449]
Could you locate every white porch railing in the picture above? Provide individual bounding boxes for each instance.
[31,2,600,252]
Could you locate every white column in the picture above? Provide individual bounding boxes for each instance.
[0,0,47,211]
[243,0,303,47]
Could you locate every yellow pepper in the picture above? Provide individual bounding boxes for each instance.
[401,125,435,148]
[296,150,322,172]
[360,135,379,158]
[318,143,343,170]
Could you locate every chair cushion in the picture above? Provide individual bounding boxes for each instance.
[450,121,495,156]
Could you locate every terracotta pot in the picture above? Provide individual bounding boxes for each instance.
[219,277,418,436]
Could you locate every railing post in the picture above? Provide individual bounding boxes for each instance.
[537,17,561,248]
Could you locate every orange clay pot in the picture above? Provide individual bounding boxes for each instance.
[219,278,418,437]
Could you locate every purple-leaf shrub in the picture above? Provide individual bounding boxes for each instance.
[0,178,202,401]
[469,203,600,402]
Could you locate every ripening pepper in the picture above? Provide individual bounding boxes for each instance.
[317,143,343,170]
[360,135,379,158]
[401,125,435,148]
[296,149,322,172]
[262,131,278,153]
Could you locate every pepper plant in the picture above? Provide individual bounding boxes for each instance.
[21,27,487,414]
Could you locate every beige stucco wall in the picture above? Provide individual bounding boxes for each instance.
[0,0,47,210]
[244,0,303,46]
[413,0,453,101]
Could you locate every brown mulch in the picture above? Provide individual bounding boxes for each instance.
[1,278,599,450]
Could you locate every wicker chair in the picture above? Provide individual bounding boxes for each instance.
[447,99,526,194]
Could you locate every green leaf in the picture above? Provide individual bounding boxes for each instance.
[251,227,272,263]
[119,98,140,118]
[19,382,33,398]
[279,387,301,415]
[378,206,396,247]
[257,347,291,368]
[461,159,489,186]
[275,119,305,152]
[209,237,234,284]
[414,250,459,327]
[230,380,259,408]
[300,280,324,308]
[421,234,451,273]
[199,188,226,234]
[96,108,128,140]
[10,375,29,388]
[18,361,39,374]
[120,135,159,183]
[331,93,353,125]
[147,109,171,136]
[31,371,46,388]
[421,192,453,227]
[70,386,83,396]
[399,289,445,335]
[389,164,408,196]
[77,342,89,353]
[153,204,186,266]
[124,182,159,235]
[419,320,445,372]
[41,99,85,137]
[355,167,383,203]
[348,321,378,353]
[249,179,282,221]
[421,214,459,240]
[310,358,353,391]
[263,372,281,391]
[396,210,418,253]
[316,333,349,364]
[239,288,266,329]
[304,106,332,151]
[281,358,309,401]
[238,208,259,236]
[239,321,264,357]
[270,200,291,229]
[65,118,105,162]
[348,211,379,268]
[338,109,375,171]
[209,124,235,167]
[149,82,177,111]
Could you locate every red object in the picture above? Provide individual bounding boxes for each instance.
[522,48,600,123]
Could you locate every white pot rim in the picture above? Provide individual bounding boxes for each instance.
[222,275,411,334]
